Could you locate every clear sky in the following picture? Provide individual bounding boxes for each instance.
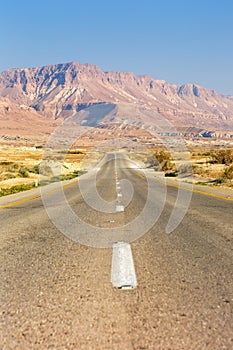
[0,0,232,95]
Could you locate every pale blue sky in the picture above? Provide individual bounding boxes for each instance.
[0,0,232,95]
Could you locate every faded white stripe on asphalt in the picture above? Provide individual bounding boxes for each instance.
[116,205,124,212]
[111,242,137,289]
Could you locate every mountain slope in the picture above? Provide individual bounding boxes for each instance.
[0,97,59,142]
[0,62,233,131]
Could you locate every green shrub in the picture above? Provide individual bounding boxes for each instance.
[0,170,86,197]
[214,178,225,184]
[31,165,40,174]
[165,172,178,177]
[0,183,34,197]
[0,161,14,166]
[18,168,29,178]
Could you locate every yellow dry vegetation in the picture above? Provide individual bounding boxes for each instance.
[0,146,88,190]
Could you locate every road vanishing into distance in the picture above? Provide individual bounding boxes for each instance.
[0,153,233,349]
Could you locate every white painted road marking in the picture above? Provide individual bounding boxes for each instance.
[111,242,137,289]
[116,205,124,212]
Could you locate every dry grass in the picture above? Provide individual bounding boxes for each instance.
[145,147,233,187]
[0,146,88,190]
[190,149,233,186]
[1,146,232,193]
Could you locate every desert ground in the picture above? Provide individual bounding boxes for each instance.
[0,146,88,195]
[0,141,232,197]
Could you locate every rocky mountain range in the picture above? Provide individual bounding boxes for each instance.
[0,61,233,143]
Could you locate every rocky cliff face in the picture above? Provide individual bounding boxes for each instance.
[0,61,233,131]
[0,97,58,141]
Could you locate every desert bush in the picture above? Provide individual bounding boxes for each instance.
[30,165,40,174]
[0,161,20,171]
[67,150,84,154]
[18,168,29,178]
[214,178,225,184]
[223,165,233,180]
[0,161,14,166]
[154,151,171,163]
[160,159,176,172]
[147,151,175,172]
[192,165,206,176]
[211,150,233,165]
[202,151,211,157]
[12,163,20,170]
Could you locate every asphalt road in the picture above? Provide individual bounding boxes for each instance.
[0,153,232,349]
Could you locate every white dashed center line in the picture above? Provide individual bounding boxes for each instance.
[111,242,137,289]
[111,154,137,289]
[116,205,124,212]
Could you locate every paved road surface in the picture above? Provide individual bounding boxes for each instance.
[0,154,232,349]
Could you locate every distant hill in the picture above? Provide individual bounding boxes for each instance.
[0,61,233,138]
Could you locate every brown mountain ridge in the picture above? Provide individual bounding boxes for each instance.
[0,61,233,137]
